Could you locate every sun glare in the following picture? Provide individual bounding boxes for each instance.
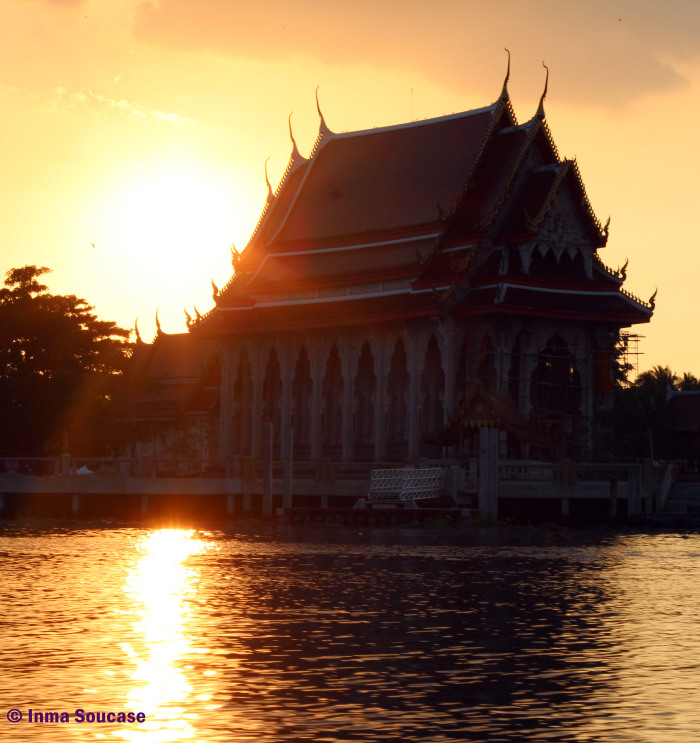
[119,529,214,741]
[82,154,259,336]
[110,161,236,253]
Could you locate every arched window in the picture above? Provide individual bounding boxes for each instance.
[476,334,497,393]
[322,345,344,459]
[420,334,444,457]
[232,349,253,456]
[292,346,313,460]
[262,348,282,458]
[353,342,376,461]
[386,338,409,460]
[530,335,582,458]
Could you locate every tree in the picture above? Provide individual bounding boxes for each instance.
[0,265,132,456]
[595,363,700,462]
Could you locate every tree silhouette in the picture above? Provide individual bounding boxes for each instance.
[0,265,132,455]
[596,364,700,462]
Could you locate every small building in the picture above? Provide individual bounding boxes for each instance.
[118,323,220,466]
[145,67,654,468]
[666,390,700,471]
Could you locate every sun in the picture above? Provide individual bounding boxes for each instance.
[81,152,260,338]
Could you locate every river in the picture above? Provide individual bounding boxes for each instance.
[0,522,698,741]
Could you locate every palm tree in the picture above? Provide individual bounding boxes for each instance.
[634,365,679,395]
[678,372,700,391]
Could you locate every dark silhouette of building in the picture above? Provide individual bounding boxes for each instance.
[127,67,654,465]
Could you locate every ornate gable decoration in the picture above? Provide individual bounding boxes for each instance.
[538,192,591,249]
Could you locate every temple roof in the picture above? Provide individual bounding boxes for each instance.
[195,81,652,336]
[119,333,220,422]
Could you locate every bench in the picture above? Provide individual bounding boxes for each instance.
[368,467,445,504]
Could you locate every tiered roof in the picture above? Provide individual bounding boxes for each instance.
[193,73,653,336]
[119,331,219,423]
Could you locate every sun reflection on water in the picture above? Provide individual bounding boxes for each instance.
[117,529,212,742]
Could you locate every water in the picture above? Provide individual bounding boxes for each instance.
[1,523,699,742]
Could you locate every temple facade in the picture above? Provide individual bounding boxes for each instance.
[143,69,653,467]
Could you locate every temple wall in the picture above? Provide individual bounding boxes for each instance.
[218,314,600,464]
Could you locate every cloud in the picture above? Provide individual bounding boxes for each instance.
[25,0,86,7]
[132,0,700,108]
[52,86,197,123]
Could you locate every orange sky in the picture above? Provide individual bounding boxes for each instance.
[1,0,699,376]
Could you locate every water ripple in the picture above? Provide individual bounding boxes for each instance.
[1,526,700,740]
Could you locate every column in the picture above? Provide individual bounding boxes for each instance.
[309,342,324,461]
[406,331,422,460]
[250,345,263,459]
[373,336,388,461]
[341,341,355,461]
[439,320,457,421]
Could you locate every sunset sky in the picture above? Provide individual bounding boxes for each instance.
[1,0,699,376]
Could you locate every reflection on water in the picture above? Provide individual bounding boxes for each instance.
[120,529,212,741]
[1,525,700,741]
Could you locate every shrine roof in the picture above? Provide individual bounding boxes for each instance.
[453,282,653,324]
[119,333,220,422]
[196,289,439,335]
[194,85,649,336]
[446,123,531,236]
[129,332,217,381]
[238,102,506,267]
[498,160,607,245]
[242,234,436,293]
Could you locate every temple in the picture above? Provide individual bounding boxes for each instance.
[124,66,653,472]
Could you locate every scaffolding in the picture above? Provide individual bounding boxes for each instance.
[618,332,644,383]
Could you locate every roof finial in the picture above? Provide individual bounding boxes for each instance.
[155,309,161,336]
[134,317,142,343]
[620,257,628,281]
[184,308,192,328]
[264,157,274,202]
[648,288,657,311]
[211,278,219,301]
[536,61,549,119]
[288,111,302,161]
[501,48,511,100]
[315,85,332,137]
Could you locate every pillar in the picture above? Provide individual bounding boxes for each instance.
[250,346,264,458]
[341,343,354,461]
[406,333,422,460]
[373,337,388,461]
[309,344,324,460]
